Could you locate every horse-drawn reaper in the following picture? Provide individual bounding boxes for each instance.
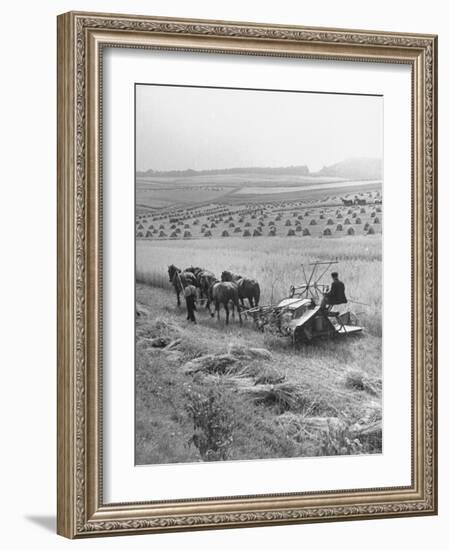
[245,260,363,346]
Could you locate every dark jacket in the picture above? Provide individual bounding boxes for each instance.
[326,279,347,305]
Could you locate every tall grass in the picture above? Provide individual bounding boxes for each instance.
[136,235,382,334]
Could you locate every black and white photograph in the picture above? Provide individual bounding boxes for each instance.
[135,83,383,465]
[1,0,441,543]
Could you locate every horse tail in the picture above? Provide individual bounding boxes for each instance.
[254,282,261,307]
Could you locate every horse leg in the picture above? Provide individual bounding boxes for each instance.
[207,290,213,315]
[215,301,220,321]
[177,289,181,307]
[225,303,229,325]
[203,286,209,309]
[231,300,235,320]
[236,300,242,325]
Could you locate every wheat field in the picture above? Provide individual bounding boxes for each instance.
[136,234,382,335]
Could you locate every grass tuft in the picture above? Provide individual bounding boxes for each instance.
[345,369,382,396]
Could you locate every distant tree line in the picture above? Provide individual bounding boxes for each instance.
[137,165,310,178]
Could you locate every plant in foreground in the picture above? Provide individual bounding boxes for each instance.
[185,384,235,461]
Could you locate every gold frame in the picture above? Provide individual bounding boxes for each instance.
[57,11,438,538]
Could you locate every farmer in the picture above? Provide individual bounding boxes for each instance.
[321,272,347,309]
[184,283,198,323]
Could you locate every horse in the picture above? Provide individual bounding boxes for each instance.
[197,270,217,311]
[167,264,197,307]
[221,270,242,282]
[209,281,242,324]
[184,266,204,293]
[221,270,260,309]
[185,266,204,279]
[184,266,217,310]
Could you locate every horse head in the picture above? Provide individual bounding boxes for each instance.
[221,270,232,282]
[221,270,242,282]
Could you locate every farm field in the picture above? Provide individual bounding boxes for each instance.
[136,188,382,239]
[136,172,343,188]
[233,179,380,195]
[137,235,381,334]
[136,232,382,465]
[136,172,381,210]
[136,283,382,465]
[135,174,383,465]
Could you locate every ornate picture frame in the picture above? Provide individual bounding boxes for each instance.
[57,11,437,538]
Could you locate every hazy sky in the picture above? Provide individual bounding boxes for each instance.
[136,84,383,173]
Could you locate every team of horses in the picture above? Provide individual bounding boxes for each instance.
[167,264,260,325]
